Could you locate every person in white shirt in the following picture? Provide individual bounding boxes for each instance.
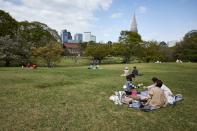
[160,84,174,104]
[121,66,129,76]
[144,77,174,104]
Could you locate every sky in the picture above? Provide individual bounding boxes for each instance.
[0,0,197,43]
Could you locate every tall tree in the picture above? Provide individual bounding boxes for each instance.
[85,44,110,63]
[32,42,64,67]
[174,30,197,62]
[111,43,131,63]
[119,31,142,62]
[0,36,18,66]
[0,10,18,38]
[143,41,163,62]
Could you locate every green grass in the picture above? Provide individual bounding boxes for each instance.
[58,57,90,67]
[0,63,197,130]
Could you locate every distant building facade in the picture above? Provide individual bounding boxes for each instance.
[84,32,91,42]
[83,32,96,42]
[74,33,83,43]
[90,35,96,42]
[63,43,81,55]
[61,29,72,43]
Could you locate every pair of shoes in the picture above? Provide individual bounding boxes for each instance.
[174,94,183,102]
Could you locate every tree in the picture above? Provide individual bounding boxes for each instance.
[15,34,32,65]
[0,10,18,38]
[85,44,110,63]
[32,42,64,67]
[160,41,167,46]
[0,36,18,66]
[142,41,164,62]
[119,31,142,45]
[159,45,174,62]
[111,43,131,63]
[119,31,142,61]
[174,30,197,62]
[0,9,63,66]
[18,21,57,48]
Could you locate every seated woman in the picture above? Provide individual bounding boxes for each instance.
[144,77,174,104]
[143,80,168,110]
[121,66,129,76]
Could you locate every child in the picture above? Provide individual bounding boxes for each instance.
[123,74,138,95]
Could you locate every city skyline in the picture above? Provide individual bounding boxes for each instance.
[0,0,197,43]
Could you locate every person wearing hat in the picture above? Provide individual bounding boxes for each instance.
[121,66,129,76]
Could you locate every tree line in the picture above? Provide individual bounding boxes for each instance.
[0,10,63,67]
[85,31,197,63]
[0,9,196,67]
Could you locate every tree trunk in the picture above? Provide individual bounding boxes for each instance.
[5,60,10,67]
[47,59,53,68]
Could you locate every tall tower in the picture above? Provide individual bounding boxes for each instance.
[130,13,138,33]
[61,29,72,43]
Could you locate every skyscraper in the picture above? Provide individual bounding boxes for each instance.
[130,13,138,33]
[74,33,83,43]
[83,32,91,42]
[90,35,96,42]
[83,32,96,42]
[61,29,72,43]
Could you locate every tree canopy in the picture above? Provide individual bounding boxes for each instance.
[174,30,197,62]
[32,42,63,67]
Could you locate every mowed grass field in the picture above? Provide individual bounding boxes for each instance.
[0,63,197,131]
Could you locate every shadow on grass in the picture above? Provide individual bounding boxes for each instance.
[34,81,75,89]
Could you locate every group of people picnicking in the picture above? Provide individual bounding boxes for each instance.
[110,66,183,112]
[22,63,37,69]
[88,59,100,69]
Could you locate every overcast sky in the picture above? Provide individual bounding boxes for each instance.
[0,0,197,43]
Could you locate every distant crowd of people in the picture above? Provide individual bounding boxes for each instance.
[88,60,100,69]
[176,59,183,63]
[22,63,37,69]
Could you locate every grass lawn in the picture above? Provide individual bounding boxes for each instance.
[0,63,197,130]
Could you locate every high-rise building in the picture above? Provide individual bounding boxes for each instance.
[83,32,91,42]
[84,32,96,42]
[130,13,138,33]
[90,35,96,42]
[74,33,83,43]
[61,29,72,43]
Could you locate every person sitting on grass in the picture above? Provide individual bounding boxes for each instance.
[144,77,174,104]
[143,77,158,91]
[121,66,129,76]
[132,66,138,76]
[131,66,143,76]
[123,73,138,95]
[143,80,168,110]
